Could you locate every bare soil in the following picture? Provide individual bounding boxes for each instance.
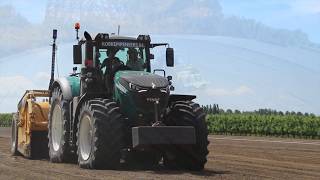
[0,127,319,179]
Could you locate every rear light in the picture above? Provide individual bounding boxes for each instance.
[85,59,93,68]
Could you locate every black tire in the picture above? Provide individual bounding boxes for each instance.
[77,98,124,169]
[163,101,209,171]
[11,113,19,156]
[48,87,75,163]
[30,131,49,159]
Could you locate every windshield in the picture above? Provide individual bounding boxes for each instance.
[98,47,147,73]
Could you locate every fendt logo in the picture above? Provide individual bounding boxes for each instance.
[151,82,156,89]
[146,98,160,103]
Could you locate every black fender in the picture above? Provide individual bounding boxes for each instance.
[168,94,196,104]
[50,78,73,101]
[71,93,88,143]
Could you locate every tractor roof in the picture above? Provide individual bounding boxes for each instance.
[80,32,151,44]
[108,35,137,40]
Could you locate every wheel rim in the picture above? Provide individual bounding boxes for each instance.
[79,114,93,161]
[52,103,63,151]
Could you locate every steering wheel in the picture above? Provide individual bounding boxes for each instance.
[114,63,131,72]
[101,57,123,70]
[102,58,131,79]
[116,59,124,66]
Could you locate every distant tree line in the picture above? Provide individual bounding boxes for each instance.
[202,105,316,117]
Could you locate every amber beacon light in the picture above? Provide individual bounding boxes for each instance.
[75,22,80,41]
[75,22,80,30]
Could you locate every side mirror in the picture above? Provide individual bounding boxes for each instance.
[166,48,174,67]
[73,45,82,64]
[150,53,154,60]
[167,76,172,81]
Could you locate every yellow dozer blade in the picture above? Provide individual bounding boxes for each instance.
[11,90,50,158]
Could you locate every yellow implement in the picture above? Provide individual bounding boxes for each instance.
[11,90,50,158]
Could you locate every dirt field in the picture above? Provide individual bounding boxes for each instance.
[0,127,319,180]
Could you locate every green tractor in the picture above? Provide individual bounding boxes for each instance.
[47,25,209,170]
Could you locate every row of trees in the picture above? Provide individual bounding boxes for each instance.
[202,105,317,117]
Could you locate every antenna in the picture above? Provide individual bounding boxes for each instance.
[49,29,57,90]
[117,25,120,35]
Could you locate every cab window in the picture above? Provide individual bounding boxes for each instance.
[98,47,147,73]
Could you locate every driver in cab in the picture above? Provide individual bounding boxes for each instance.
[100,48,122,94]
[100,48,122,72]
[126,48,144,71]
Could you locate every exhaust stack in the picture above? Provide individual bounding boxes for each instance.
[49,29,57,90]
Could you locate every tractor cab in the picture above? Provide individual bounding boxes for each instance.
[73,34,152,70]
[72,32,175,120]
[73,31,174,97]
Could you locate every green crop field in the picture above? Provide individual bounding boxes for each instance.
[204,105,320,139]
[0,113,12,127]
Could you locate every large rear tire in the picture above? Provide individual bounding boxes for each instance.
[77,98,124,169]
[11,113,19,156]
[48,87,75,163]
[163,101,209,171]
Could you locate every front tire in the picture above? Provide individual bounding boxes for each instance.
[77,99,124,169]
[164,101,209,171]
[11,113,19,156]
[48,87,75,162]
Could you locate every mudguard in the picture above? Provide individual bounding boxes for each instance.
[168,94,196,104]
[51,77,80,100]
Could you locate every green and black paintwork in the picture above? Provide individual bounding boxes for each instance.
[51,33,178,133]
[48,30,209,170]
[56,70,173,127]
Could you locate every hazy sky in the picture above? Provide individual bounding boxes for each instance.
[0,0,319,43]
[0,0,46,23]
[0,0,319,114]
[221,0,320,43]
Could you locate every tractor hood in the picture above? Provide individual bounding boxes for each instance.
[114,70,170,125]
[116,71,169,89]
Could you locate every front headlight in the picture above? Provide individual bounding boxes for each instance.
[129,83,148,92]
[160,86,170,93]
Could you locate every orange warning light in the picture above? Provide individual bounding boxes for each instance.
[75,22,80,30]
